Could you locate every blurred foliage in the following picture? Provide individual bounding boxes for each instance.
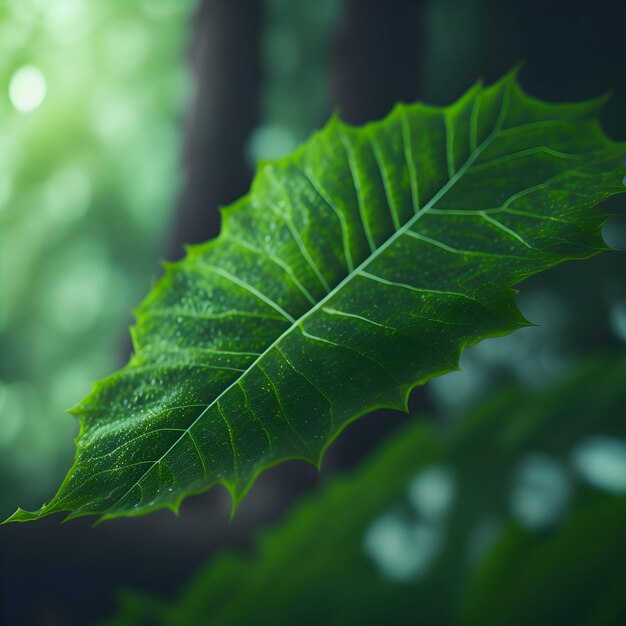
[102,354,626,625]
[0,0,196,517]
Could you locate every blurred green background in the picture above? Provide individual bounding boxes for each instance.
[0,0,194,515]
[0,0,625,624]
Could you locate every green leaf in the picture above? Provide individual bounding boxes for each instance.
[7,69,625,523]
[100,355,626,626]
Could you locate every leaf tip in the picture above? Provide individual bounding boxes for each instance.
[597,89,614,107]
[313,452,326,472]
[329,107,342,124]
[227,494,239,524]
[511,59,526,75]
[3,507,40,523]
[503,60,526,84]
[92,514,109,527]
[603,243,623,254]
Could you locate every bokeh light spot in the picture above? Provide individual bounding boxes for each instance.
[602,218,626,250]
[35,0,92,44]
[247,123,297,162]
[572,436,626,493]
[363,512,443,582]
[510,453,571,531]
[408,465,456,521]
[8,65,47,112]
[609,301,626,342]
[429,352,490,417]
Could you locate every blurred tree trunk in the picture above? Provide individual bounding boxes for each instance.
[167,0,264,260]
[331,0,427,125]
